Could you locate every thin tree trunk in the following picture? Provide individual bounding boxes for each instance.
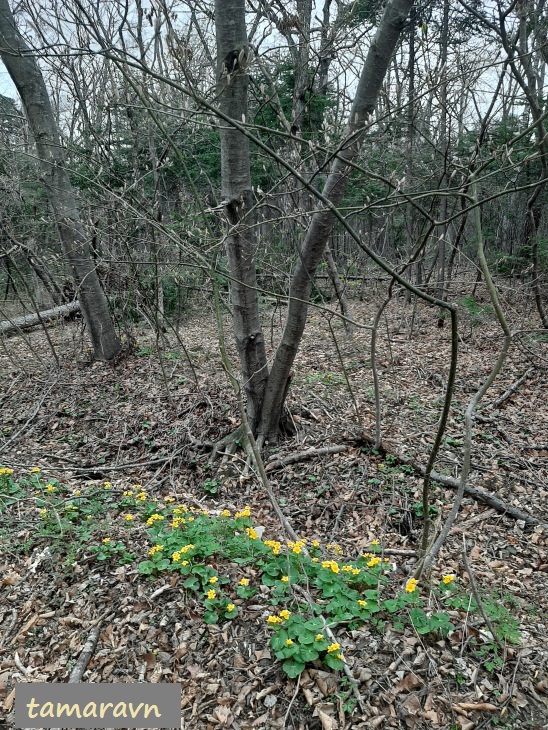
[214,0,269,431]
[0,0,120,360]
[258,0,414,441]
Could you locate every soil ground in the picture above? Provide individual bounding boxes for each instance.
[0,287,547,729]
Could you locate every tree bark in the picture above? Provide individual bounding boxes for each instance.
[258,0,414,441]
[214,0,269,430]
[0,0,121,361]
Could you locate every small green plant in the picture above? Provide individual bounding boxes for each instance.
[305,371,344,386]
[202,479,221,495]
[90,538,135,564]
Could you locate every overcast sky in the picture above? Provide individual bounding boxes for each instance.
[0,64,16,98]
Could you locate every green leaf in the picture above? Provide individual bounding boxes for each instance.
[282,659,306,678]
[299,646,319,662]
[183,576,200,590]
[304,618,324,632]
[138,560,155,575]
[324,653,343,670]
[203,611,219,625]
[410,607,428,629]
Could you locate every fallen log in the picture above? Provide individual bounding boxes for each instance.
[0,300,80,335]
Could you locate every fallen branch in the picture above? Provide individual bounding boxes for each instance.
[403,454,546,529]
[265,445,349,472]
[0,300,80,335]
[491,367,535,409]
[355,433,547,529]
[49,626,101,730]
[67,625,101,683]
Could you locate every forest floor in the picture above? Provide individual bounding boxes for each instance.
[0,284,547,730]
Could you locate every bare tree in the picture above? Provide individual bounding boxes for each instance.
[0,0,121,360]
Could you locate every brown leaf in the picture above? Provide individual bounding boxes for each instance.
[2,572,21,586]
[394,673,424,693]
[314,703,338,730]
[212,705,233,725]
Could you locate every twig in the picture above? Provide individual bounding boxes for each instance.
[461,540,506,655]
[283,673,301,727]
[491,367,535,409]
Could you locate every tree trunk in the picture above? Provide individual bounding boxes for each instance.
[0,0,121,361]
[214,0,269,430]
[257,0,414,441]
[0,300,80,335]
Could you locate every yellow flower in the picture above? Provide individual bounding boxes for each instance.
[181,544,195,553]
[209,576,218,584]
[312,557,319,562]
[172,552,181,562]
[367,557,381,568]
[207,589,216,600]
[0,467,14,475]
[188,517,195,522]
[281,576,289,583]
[327,643,340,653]
[146,514,164,525]
[267,615,283,624]
[181,560,188,566]
[235,505,251,518]
[315,634,324,641]
[221,509,231,517]
[29,467,40,474]
[149,545,164,556]
[123,490,134,497]
[103,538,111,544]
[125,514,134,521]
[406,578,419,593]
[371,539,380,546]
[357,600,368,607]
[227,604,235,612]
[292,541,305,554]
[352,568,361,575]
[45,485,55,492]
[286,639,293,646]
[341,565,353,572]
[312,539,320,548]
[336,654,343,660]
[239,578,250,586]
[442,574,456,584]
[86,515,92,520]
[103,482,111,489]
[74,490,81,496]
[246,527,259,540]
[322,560,339,574]
[39,509,47,517]
[279,609,291,620]
[164,497,175,503]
